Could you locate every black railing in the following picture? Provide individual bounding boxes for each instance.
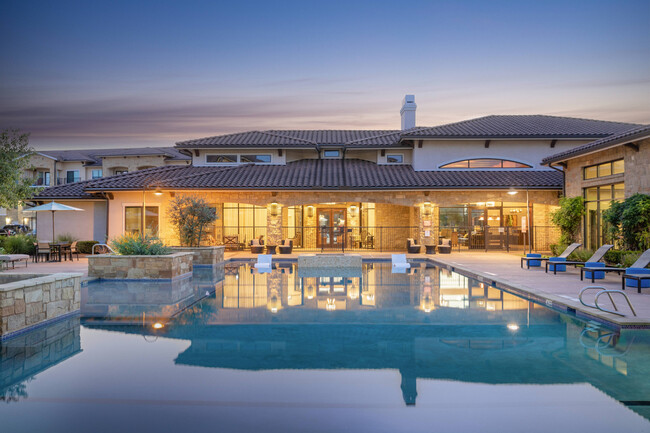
[219,225,560,252]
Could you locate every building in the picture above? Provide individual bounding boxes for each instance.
[1,147,190,231]
[32,96,639,251]
[542,124,650,249]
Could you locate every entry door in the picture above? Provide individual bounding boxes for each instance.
[317,209,346,248]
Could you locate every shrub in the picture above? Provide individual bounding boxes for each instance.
[550,243,568,256]
[568,249,594,262]
[604,249,624,265]
[550,196,585,245]
[3,234,36,255]
[167,194,218,247]
[621,252,641,268]
[110,233,171,256]
[55,233,77,243]
[76,240,99,254]
[603,193,650,250]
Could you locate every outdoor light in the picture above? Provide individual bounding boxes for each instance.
[153,188,163,196]
[349,205,358,216]
[270,202,279,216]
[5,217,10,225]
[307,206,314,218]
[507,323,519,331]
[152,322,164,329]
[508,188,518,195]
[423,201,432,216]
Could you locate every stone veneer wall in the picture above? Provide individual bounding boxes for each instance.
[88,252,193,280]
[0,273,81,339]
[169,246,224,266]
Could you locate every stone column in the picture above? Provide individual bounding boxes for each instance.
[417,203,436,246]
[267,203,283,245]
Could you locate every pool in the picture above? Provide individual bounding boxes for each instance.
[1,261,649,433]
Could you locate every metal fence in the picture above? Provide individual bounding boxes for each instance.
[219,225,560,253]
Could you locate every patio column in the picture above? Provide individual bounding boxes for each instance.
[267,202,283,245]
[417,202,437,246]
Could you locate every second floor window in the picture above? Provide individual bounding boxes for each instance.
[206,154,237,164]
[386,154,404,163]
[66,170,80,183]
[91,169,103,179]
[35,171,50,186]
[440,159,532,169]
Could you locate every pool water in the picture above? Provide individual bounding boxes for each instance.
[1,261,649,433]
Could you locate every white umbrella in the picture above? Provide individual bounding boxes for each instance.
[28,201,84,242]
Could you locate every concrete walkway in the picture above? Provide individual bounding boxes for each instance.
[2,257,89,277]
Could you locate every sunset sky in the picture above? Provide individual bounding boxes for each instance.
[1,0,648,150]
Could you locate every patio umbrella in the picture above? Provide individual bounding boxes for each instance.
[27,201,84,242]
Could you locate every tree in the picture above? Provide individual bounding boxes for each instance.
[603,194,650,250]
[0,129,39,208]
[167,195,218,246]
[551,196,585,245]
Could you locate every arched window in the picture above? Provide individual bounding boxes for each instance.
[440,159,532,169]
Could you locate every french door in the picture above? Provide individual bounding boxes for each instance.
[317,209,346,248]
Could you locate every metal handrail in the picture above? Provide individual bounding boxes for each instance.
[579,286,637,317]
[92,243,115,255]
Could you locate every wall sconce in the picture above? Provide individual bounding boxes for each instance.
[270,202,279,217]
[349,205,358,216]
[23,217,29,225]
[422,201,432,216]
[153,188,163,196]
[307,206,314,218]
[5,217,11,225]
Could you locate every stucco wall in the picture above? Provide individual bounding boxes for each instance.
[36,200,107,242]
[413,139,592,171]
[102,155,168,174]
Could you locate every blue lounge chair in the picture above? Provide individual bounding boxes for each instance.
[520,243,581,269]
[581,248,650,284]
[545,244,613,274]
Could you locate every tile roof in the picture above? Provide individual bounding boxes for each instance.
[542,124,650,164]
[175,116,638,149]
[31,179,101,200]
[81,159,563,192]
[401,115,639,139]
[36,147,191,165]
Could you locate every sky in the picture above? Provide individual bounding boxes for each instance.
[1,0,649,150]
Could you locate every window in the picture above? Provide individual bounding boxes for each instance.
[125,206,159,237]
[240,154,272,163]
[222,203,268,241]
[114,169,128,175]
[91,169,103,179]
[206,154,237,164]
[66,170,80,183]
[440,159,531,169]
[583,159,624,180]
[35,171,50,186]
[323,150,341,158]
[386,154,403,163]
[583,183,624,249]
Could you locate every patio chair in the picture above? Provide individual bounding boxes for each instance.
[278,239,293,254]
[250,238,265,254]
[36,242,51,262]
[545,244,613,275]
[438,239,452,254]
[254,254,273,273]
[520,243,581,269]
[407,238,421,254]
[581,248,650,284]
[69,241,80,261]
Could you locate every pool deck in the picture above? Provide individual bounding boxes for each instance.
[3,252,648,328]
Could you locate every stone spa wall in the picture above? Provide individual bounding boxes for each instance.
[0,273,82,339]
[88,252,193,280]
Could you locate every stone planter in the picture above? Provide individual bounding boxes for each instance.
[169,246,224,267]
[88,252,193,280]
[1,272,82,339]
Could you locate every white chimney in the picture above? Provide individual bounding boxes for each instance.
[400,94,416,130]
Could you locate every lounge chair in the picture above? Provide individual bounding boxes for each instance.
[545,244,613,274]
[521,243,581,269]
[392,254,410,273]
[438,239,452,254]
[254,254,273,273]
[278,239,293,254]
[581,248,650,283]
[0,254,29,269]
[250,239,264,254]
[407,238,421,254]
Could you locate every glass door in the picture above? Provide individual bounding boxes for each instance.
[317,209,346,248]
